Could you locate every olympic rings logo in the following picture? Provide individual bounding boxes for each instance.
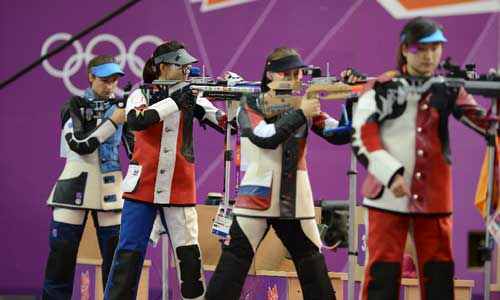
[41,33,163,95]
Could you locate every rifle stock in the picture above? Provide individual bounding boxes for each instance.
[263,80,365,118]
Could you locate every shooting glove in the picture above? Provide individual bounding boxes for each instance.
[343,67,367,85]
[217,113,238,134]
[171,85,196,111]
[150,88,170,106]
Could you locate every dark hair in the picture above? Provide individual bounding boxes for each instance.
[397,17,444,72]
[260,47,300,93]
[87,55,117,75]
[143,41,185,83]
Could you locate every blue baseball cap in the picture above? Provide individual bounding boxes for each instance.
[90,63,125,77]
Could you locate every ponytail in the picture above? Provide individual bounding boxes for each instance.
[396,45,406,73]
[142,57,156,84]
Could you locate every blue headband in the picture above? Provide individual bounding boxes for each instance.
[401,29,447,43]
[90,63,125,77]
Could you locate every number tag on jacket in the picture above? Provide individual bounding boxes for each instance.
[121,164,142,193]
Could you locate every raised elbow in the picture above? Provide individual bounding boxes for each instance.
[126,110,160,131]
[65,134,100,155]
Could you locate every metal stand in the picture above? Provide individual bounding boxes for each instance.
[460,73,500,300]
[223,99,234,207]
[347,102,358,300]
[321,100,359,300]
[347,153,358,300]
[483,97,499,300]
[162,234,170,300]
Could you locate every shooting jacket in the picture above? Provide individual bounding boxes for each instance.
[233,93,351,219]
[352,73,488,214]
[122,84,225,205]
[48,87,134,210]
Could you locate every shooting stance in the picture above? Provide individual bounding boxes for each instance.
[104,41,228,300]
[205,47,359,300]
[43,55,134,300]
[352,17,491,300]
